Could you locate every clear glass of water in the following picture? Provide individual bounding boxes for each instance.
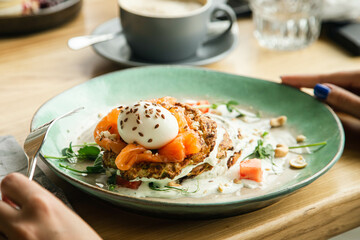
[250,0,322,51]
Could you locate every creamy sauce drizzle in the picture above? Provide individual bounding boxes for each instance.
[73,104,302,199]
[69,103,310,201]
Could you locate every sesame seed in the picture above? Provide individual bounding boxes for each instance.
[145,103,150,106]
[138,132,144,137]
[149,109,153,114]
[156,113,160,117]
[136,119,141,124]
[148,139,153,143]
[144,105,148,109]
[146,115,150,118]
[120,120,123,125]
[155,124,159,129]
[125,106,129,110]
[155,115,158,118]
[145,110,148,114]
[156,109,161,113]
[130,108,133,113]
[134,103,140,107]
[126,111,130,114]
[161,114,165,119]
[132,127,137,131]
[121,126,123,129]
[124,118,128,122]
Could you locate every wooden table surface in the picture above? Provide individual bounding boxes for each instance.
[1,0,360,239]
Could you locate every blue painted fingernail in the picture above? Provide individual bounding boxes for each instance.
[314,84,331,100]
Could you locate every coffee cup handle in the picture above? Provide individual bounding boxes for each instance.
[204,3,237,44]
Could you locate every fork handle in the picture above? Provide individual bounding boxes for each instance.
[26,155,37,181]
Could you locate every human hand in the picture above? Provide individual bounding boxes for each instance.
[281,71,360,134]
[281,70,360,119]
[0,173,101,240]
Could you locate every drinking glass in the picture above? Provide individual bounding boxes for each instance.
[250,0,322,51]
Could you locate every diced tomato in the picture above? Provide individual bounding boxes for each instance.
[116,176,142,189]
[240,158,263,182]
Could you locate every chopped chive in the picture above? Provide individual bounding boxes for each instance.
[289,141,327,149]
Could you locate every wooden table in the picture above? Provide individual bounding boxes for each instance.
[1,0,360,239]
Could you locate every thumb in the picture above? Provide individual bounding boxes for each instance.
[314,83,360,119]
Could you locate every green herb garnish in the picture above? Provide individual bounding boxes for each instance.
[108,184,116,191]
[261,131,269,138]
[44,142,101,163]
[289,141,327,149]
[245,139,274,160]
[59,163,88,173]
[148,181,199,194]
[107,173,117,185]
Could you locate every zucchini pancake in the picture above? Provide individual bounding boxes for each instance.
[94,97,237,182]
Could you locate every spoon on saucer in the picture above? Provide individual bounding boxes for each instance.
[68,31,122,50]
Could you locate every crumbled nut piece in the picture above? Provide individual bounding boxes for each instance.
[296,135,306,143]
[100,131,117,141]
[274,144,289,158]
[224,183,230,187]
[210,110,222,115]
[249,139,254,143]
[237,129,243,139]
[233,179,242,184]
[144,150,152,154]
[270,116,287,128]
[218,185,224,193]
[168,181,182,187]
[98,113,103,118]
[290,155,307,168]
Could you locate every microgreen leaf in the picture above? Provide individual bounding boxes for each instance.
[77,145,101,160]
[108,184,116,191]
[107,174,117,185]
[225,100,239,113]
[148,181,199,194]
[244,139,274,160]
[261,131,269,138]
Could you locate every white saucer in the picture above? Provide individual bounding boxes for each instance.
[91,18,238,67]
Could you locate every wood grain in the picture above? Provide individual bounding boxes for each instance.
[1,0,360,239]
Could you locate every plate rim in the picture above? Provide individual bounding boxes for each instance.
[0,0,81,20]
[32,66,345,207]
[91,18,239,67]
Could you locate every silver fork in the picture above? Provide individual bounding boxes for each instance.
[24,107,84,181]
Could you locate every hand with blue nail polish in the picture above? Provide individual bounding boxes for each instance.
[281,70,360,133]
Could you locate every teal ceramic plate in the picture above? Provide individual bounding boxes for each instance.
[32,66,344,219]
